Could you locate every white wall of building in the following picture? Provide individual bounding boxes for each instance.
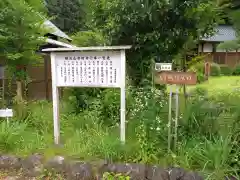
[198,43,239,53]
[203,43,213,52]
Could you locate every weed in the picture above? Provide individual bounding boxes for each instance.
[103,172,130,180]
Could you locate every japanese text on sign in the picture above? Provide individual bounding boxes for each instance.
[55,51,122,87]
[155,71,197,85]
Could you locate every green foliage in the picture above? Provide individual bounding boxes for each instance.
[230,10,240,34]
[72,31,108,47]
[0,0,47,80]
[39,169,65,180]
[217,40,240,52]
[191,86,208,96]
[103,172,130,180]
[0,78,239,178]
[210,63,221,76]
[100,89,121,126]
[128,87,168,163]
[62,87,102,114]
[187,55,205,69]
[189,62,205,83]
[220,65,232,76]
[232,65,240,75]
[0,122,27,152]
[87,0,219,85]
[45,0,86,33]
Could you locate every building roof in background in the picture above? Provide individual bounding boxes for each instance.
[43,20,72,41]
[201,25,237,42]
[46,38,76,48]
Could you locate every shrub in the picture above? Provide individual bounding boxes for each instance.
[191,86,208,97]
[220,65,232,76]
[24,100,53,133]
[62,88,102,114]
[0,122,27,152]
[232,65,240,75]
[188,62,205,83]
[210,63,221,76]
[100,89,121,126]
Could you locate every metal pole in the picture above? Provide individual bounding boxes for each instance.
[174,86,179,152]
[168,85,172,153]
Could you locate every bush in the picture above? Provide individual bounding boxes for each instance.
[232,65,240,75]
[62,88,102,114]
[71,31,108,47]
[210,63,221,76]
[191,86,208,97]
[220,65,232,76]
[188,62,205,83]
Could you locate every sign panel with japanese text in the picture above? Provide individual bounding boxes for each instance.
[155,71,197,85]
[55,51,122,88]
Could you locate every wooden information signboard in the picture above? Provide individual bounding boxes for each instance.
[42,46,131,145]
[155,71,197,85]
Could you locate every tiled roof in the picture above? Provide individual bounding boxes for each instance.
[201,25,237,42]
[43,20,72,41]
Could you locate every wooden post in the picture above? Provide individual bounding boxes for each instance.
[168,86,172,153]
[50,52,60,145]
[174,86,179,152]
[44,56,49,100]
[16,81,23,102]
[120,50,126,143]
[225,51,228,64]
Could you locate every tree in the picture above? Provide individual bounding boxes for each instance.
[218,0,240,53]
[217,0,240,25]
[71,31,108,47]
[218,40,240,51]
[0,0,47,101]
[45,0,86,33]
[88,0,220,85]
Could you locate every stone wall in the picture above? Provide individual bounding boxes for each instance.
[0,154,206,180]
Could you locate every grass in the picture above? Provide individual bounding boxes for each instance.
[167,76,240,95]
[0,77,239,179]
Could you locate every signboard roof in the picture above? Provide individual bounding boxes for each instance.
[42,46,132,52]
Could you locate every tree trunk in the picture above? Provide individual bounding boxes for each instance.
[16,80,23,102]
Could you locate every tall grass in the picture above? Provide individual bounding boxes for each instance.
[0,83,239,179]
